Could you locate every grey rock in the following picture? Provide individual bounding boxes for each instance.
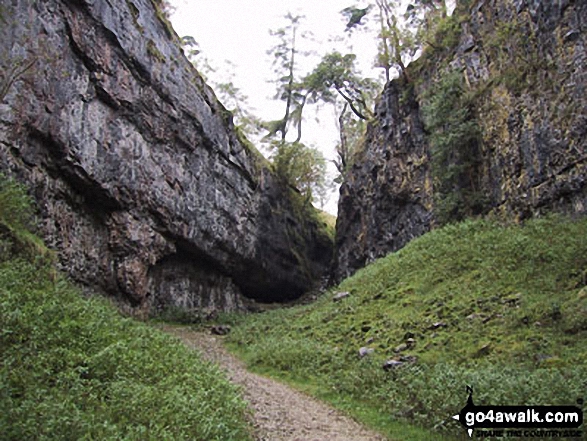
[475,343,492,358]
[458,33,476,53]
[466,313,484,321]
[333,291,351,302]
[0,0,332,314]
[333,0,587,281]
[358,347,374,358]
[398,355,418,363]
[382,359,404,371]
[333,81,432,283]
[211,325,231,336]
[563,29,580,43]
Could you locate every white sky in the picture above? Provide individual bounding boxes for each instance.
[168,0,383,215]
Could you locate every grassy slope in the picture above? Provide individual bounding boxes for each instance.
[0,175,253,441]
[227,217,587,440]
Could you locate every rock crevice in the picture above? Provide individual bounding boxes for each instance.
[334,0,586,281]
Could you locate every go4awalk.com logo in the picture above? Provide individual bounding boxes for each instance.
[452,386,583,438]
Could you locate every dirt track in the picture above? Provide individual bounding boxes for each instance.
[160,325,388,441]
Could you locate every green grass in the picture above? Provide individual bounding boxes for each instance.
[227,217,587,440]
[0,174,253,441]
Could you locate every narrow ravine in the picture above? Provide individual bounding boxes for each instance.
[160,325,388,441]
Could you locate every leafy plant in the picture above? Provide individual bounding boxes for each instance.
[0,173,35,232]
[228,216,587,440]
[270,140,331,207]
[422,69,487,224]
[0,174,253,440]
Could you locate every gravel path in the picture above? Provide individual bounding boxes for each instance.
[160,325,388,441]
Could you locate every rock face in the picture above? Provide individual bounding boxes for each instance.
[335,82,432,282]
[334,0,586,282]
[0,0,332,313]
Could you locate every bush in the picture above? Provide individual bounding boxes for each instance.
[421,70,487,224]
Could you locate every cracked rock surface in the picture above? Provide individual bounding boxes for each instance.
[0,0,332,312]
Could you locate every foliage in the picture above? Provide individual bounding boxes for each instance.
[0,173,36,233]
[270,140,331,207]
[301,51,377,179]
[228,216,587,440]
[0,175,253,441]
[413,6,462,55]
[213,62,264,138]
[303,51,377,121]
[316,210,337,241]
[422,69,486,224]
[374,0,418,82]
[483,16,556,96]
[342,1,447,83]
[333,103,368,179]
[264,13,308,142]
[149,0,176,40]
[341,5,373,32]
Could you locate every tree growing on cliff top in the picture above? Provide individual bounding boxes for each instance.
[301,51,377,179]
[261,13,336,207]
[343,0,448,82]
[302,51,376,121]
[263,13,309,142]
[180,38,262,137]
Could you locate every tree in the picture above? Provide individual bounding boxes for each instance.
[270,140,331,207]
[300,51,377,180]
[374,0,416,82]
[333,102,367,180]
[303,51,376,120]
[404,0,448,51]
[342,1,446,83]
[213,61,263,138]
[180,38,261,137]
[264,13,308,142]
[341,5,373,32]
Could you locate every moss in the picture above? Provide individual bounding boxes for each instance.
[316,210,336,241]
[234,125,272,172]
[126,0,144,33]
[149,0,177,42]
[228,216,587,439]
[146,39,166,63]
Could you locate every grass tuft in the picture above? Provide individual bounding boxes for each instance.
[228,216,587,440]
[0,174,253,441]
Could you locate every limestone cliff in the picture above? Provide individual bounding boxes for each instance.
[335,0,586,282]
[0,0,333,313]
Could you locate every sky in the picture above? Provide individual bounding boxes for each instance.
[168,0,384,215]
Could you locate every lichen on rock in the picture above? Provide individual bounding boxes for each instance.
[334,0,586,281]
[0,0,332,314]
